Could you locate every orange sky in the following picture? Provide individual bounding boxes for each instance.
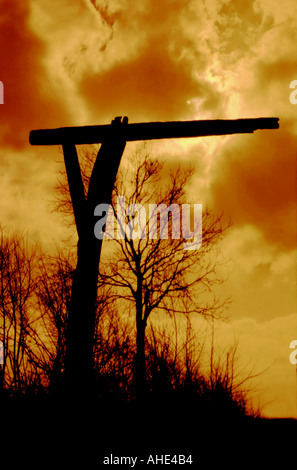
[0,0,296,418]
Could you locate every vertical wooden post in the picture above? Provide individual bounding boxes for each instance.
[63,118,127,397]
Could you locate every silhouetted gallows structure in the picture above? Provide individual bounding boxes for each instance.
[29,116,279,397]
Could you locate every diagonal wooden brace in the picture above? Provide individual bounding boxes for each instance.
[62,143,86,238]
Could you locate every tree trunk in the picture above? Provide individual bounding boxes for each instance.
[136,319,146,401]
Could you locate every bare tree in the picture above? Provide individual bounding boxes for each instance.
[35,250,75,393]
[0,228,45,394]
[97,148,229,398]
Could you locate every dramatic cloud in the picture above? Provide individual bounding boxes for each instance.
[215,225,297,321]
[208,126,297,250]
[77,0,227,122]
[79,45,197,122]
[0,1,69,150]
[0,146,65,250]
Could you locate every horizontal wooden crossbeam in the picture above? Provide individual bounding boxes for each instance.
[29,117,279,146]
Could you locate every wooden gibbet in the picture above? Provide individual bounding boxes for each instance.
[29,116,279,396]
